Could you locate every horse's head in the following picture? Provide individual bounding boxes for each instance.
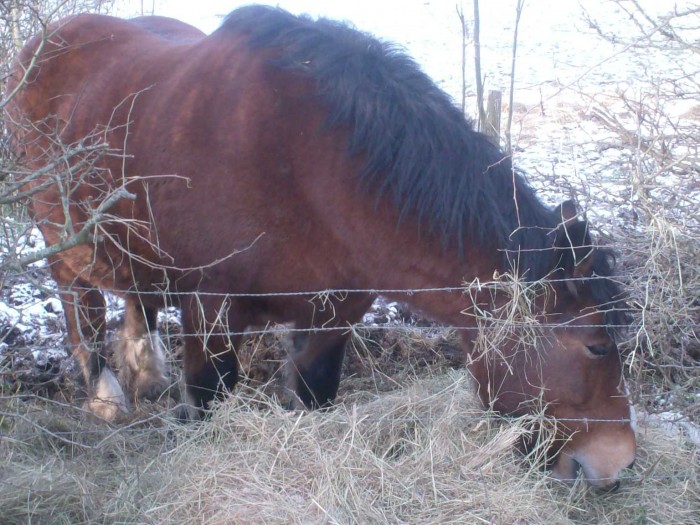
[466,201,635,491]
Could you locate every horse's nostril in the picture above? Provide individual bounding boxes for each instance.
[627,460,635,469]
[597,480,621,494]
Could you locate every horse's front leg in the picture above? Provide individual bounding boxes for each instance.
[287,294,374,409]
[287,330,353,409]
[114,297,169,403]
[180,295,243,418]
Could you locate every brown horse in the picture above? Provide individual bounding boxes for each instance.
[6,6,634,489]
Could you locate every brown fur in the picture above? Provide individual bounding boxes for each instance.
[6,10,634,488]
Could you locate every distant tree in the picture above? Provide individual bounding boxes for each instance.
[459,0,525,151]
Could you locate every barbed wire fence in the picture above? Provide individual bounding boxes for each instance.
[1,277,696,418]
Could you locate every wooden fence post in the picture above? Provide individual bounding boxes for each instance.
[484,90,502,147]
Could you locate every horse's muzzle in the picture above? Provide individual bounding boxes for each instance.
[550,446,635,491]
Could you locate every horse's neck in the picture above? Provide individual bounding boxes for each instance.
[359,239,505,328]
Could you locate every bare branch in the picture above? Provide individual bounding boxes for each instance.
[472,0,486,131]
[504,0,524,154]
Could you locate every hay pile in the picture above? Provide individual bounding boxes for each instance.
[1,370,697,525]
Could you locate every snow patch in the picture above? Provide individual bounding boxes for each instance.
[643,411,700,447]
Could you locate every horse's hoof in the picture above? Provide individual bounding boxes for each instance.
[85,397,128,421]
[133,374,171,402]
[86,369,129,420]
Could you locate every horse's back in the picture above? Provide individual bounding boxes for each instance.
[10,14,203,118]
[128,15,205,41]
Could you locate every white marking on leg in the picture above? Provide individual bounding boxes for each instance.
[122,332,165,374]
[88,367,128,420]
[118,330,168,398]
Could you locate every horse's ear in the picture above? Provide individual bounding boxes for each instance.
[553,201,594,298]
[554,199,578,228]
[569,229,594,278]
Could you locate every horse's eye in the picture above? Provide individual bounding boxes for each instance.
[586,344,613,357]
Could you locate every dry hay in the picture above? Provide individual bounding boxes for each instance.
[615,184,700,420]
[0,362,698,525]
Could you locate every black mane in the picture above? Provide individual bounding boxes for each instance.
[220,6,566,280]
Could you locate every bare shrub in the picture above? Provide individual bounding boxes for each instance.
[581,2,700,419]
[1,1,117,274]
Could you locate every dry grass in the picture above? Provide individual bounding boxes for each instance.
[1,359,698,525]
[620,207,700,420]
[2,289,698,524]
